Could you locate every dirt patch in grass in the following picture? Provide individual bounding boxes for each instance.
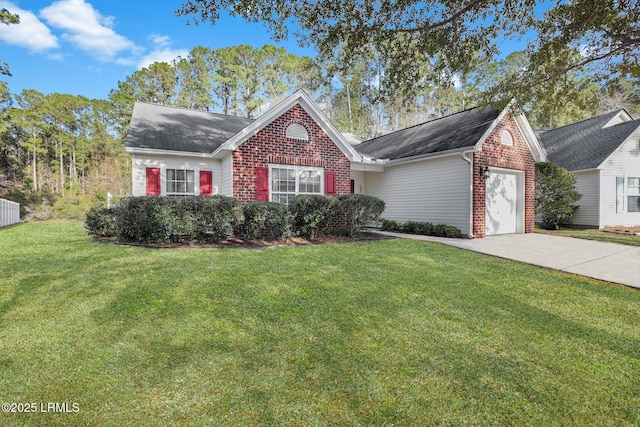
[603,226,640,235]
[95,231,395,249]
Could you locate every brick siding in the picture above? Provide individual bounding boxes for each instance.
[232,104,351,202]
[472,114,536,238]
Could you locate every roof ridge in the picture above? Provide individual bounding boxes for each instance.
[542,109,623,133]
[134,101,254,121]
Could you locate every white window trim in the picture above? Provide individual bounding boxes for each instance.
[268,164,324,203]
[500,129,513,147]
[165,168,196,196]
[626,176,640,213]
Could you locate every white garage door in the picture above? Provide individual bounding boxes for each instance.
[486,171,518,235]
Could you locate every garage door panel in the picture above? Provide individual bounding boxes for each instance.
[486,171,518,235]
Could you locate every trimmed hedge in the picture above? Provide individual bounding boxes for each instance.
[114,196,242,244]
[84,206,118,238]
[86,194,387,244]
[338,194,385,237]
[240,201,292,241]
[290,195,339,240]
[381,218,461,238]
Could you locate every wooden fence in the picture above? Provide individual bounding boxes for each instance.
[0,198,20,227]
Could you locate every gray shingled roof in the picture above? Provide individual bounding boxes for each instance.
[125,102,255,154]
[355,106,500,160]
[537,110,640,171]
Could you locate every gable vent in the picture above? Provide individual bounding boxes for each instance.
[286,123,310,141]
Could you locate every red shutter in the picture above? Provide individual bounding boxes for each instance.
[325,171,336,196]
[256,167,269,201]
[146,167,160,196]
[199,170,213,195]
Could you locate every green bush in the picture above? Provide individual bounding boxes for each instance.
[338,194,385,237]
[290,195,338,240]
[115,197,168,243]
[381,219,402,231]
[114,196,242,244]
[402,220,420,234]
[381,218,461,238]
[240,201,292,241]
[84,206,118,238]
[535,162,582,230]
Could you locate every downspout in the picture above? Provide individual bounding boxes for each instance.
[461,151,475,238]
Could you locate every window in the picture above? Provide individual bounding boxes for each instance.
[628,177,640,213]
[166,169,195,195]
[270,165,323,204]
[285,123,309,141]
[616,176,640,213]
[500,129,513,146]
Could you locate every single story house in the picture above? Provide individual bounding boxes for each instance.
[125,90,545,238]
[537,109,640,228]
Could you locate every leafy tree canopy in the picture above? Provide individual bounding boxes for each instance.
[176,0,640,107]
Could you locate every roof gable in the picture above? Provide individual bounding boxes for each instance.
[215,90,363,162]
[125,102,254,154]
[538,110,640,171]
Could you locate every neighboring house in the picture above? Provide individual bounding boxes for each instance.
[125,91,545,238]
[537,110,640,228]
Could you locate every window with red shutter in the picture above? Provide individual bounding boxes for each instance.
[146,167,160,196]
[199,170,213,195]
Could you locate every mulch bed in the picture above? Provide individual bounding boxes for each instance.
[94,231,396,249]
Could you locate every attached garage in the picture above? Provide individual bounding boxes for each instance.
[485,168,525,235]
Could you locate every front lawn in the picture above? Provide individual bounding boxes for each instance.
[536,225,640,246]
[1,221,639,426]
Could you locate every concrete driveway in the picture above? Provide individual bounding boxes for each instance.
[377,231,640,289]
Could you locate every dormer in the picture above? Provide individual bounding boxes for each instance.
[603,109,634,128]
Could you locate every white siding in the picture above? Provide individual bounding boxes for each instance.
[221,154,233,197]
[364,155,471,235]
[131,154,222,196]
[350,170,366,194]
[599,131,640,227]
[570,170,600,227]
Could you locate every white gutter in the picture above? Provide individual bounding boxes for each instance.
[384,146,476,166]
[461,151,475,239]
[125,146,212,158]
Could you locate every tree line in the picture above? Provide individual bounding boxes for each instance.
[0,42,638,218]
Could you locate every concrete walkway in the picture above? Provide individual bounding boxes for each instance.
[376,231,640,289]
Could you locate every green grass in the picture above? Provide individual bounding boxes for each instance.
[536,226,640,246]
[1,221,640,426]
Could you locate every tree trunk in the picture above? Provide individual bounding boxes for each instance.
[32,134,38,191]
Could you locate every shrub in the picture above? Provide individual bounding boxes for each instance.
[115,197,168,243]
[290,195,338,239]
[338,194,385,237]
[535,162,582,230]
[381,218,461,238]
[240,201,292,241]
[189,195,244,243]
[84,206,118,238]
[402,220,420,234]
[381,219,401,231]
[114,196,242,244]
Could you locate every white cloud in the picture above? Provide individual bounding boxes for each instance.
[134,34,188,69]
[0,1,58,51]
[40,0,138,61]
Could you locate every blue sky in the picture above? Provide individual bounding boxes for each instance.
[0,0,316,100]
[0,0,538,101]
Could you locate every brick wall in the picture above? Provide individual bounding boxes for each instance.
[232,104,351,202]
[472,114,536,238]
